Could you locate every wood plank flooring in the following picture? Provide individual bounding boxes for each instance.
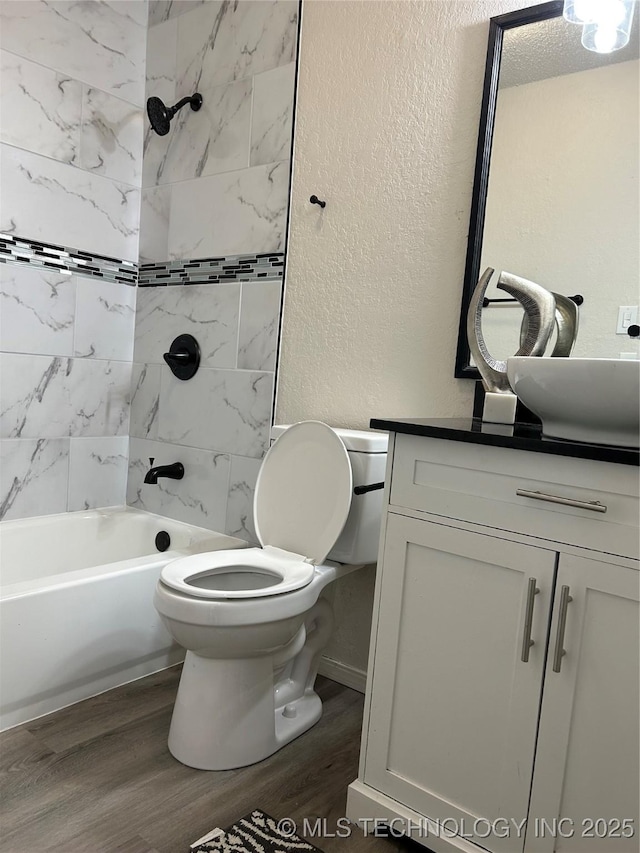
[0,669,417,853]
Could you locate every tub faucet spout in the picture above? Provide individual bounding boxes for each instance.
[144,459,184,484]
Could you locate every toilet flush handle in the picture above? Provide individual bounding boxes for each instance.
[353,481,384,496]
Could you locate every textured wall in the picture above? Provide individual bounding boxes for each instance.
[481,59,640,361]
[0,0,145,520]
[276,0,541,677]
[276,0,529,429]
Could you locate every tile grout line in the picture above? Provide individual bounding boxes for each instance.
[0,140,142,193]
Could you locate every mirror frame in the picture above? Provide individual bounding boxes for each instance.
[454,0,564,379]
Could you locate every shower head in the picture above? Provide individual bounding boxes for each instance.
[146,92,203,136]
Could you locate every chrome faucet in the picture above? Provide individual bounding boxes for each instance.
[144,458,184,484]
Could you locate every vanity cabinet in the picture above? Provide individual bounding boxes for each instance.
[347,430,639,853]
[526,552,639,853]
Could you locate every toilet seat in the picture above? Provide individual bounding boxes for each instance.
[160,546,315,600]
[159,421,353,600]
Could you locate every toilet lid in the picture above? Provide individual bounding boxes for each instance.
[254,421,353,565]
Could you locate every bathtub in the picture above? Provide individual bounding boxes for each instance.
[0,506,246,731]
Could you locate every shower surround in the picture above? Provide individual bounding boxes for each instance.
[0,0,298,531]
[0,0,146,520]
[128,0,298,541]
[140,0,296,262]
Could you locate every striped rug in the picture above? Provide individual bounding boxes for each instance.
[190,810,323,853]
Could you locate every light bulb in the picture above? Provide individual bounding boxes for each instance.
[563,0,599,23]
[582,20,631,51]
[581,0,635,52]
[596,0,627,26]
[593,23,618,50]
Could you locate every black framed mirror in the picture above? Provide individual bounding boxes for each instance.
[455,0,639,378]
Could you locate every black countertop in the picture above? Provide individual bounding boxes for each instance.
[369,418,640,466]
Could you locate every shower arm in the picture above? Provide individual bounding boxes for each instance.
[168,96,193,116]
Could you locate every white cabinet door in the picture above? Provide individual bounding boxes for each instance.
[364,513,557,853]
[526,554,640,853]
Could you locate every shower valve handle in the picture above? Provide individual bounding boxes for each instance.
[163,334,200,380]
[163,350,190,364]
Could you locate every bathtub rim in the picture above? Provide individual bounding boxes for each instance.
[0,505,248,600]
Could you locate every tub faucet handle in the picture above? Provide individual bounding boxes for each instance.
[149,457,155,467]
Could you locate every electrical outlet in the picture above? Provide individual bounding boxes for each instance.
[616,305,638,334]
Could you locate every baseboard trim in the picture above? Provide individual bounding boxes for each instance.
[318,656,367,694]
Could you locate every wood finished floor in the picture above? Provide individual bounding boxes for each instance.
[0,669,416,853]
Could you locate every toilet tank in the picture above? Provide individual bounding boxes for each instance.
[270,425,388,566]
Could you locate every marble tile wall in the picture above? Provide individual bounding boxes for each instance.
[0,2,146,262]
[0,264,135,520]
[128,0,298,539]
[0,0,297,531]
[128,280,281,539]
[140,0,297,262]
[0,1,145,520]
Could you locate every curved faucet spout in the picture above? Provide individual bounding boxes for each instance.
[144,462,184,484]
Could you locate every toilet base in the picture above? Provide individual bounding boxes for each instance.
[167,651,323,770]
[167,598,333,771]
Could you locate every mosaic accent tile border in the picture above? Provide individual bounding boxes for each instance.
[0,233,138,285]
[0,234,285,287]
[138,253,284,286]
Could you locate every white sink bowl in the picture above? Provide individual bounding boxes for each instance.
[507,357,640,448]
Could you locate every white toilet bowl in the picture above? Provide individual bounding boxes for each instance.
[154,421,387,771]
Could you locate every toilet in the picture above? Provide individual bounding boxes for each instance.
[154,420,388,771]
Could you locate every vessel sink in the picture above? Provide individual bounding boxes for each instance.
[507,357,640,448]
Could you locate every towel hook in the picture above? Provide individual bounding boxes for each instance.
[309,195,326,209]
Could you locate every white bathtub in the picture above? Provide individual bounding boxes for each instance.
[0,507,246,731]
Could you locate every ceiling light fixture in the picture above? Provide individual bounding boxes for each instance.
[563,0,636,53]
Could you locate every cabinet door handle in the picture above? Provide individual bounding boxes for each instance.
[516,489,607,513]
[552,585,573,673]
[521,577,540,663]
